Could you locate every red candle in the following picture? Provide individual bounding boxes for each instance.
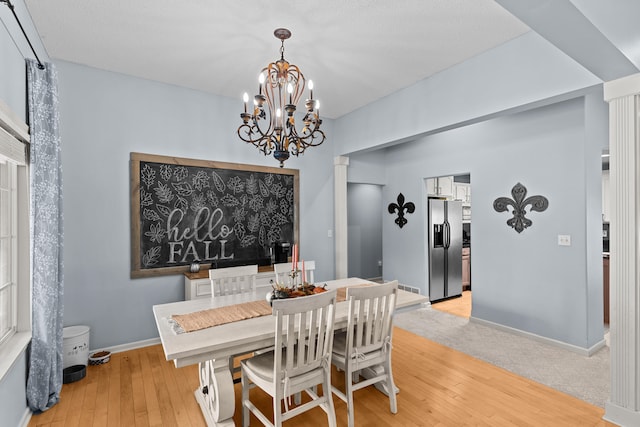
[302,260,306,283]
[292,244,297,271]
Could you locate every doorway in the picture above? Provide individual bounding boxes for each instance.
[347,183,383,281]
[426,173,472,318]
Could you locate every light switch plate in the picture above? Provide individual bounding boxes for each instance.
[558,234,571,246]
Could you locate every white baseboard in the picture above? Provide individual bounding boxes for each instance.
[19,407,31,427]
[604,400,640,426]
[90,337,161,356]
[469,317,606,357]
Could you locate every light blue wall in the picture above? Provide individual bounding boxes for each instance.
[336,25,608,351]
[347,183,383,279]
[356,96,606,349]
[347,150,387,185]
[0,2,28,118]
[0,352,28,427]
[334,31,601,155]
[56,61,336,349]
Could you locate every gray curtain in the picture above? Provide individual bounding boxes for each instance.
[25,59,65,412]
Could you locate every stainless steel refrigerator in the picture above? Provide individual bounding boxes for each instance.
[428,199,463,302]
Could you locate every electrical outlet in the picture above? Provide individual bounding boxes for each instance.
[327,229,332,238]
[558,234,571,246]
[378,260,382,267]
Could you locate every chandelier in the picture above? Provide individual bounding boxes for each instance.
[238,28,325,168]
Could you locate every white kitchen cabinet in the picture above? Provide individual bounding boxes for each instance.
[454,183,471,205]
[427,176,454,198]
[426,178,437,196]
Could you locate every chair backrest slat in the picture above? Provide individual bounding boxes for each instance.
[209,265,258,297]
[346,281,398,355]
[273,289,337,379]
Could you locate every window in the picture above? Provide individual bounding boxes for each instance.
[0,101,30,382]
[0,160,18,346]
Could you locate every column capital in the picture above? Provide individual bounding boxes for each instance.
[334,155,350,166]
[604,73,640,102]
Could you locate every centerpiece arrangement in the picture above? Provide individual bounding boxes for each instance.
[266,245,327,305]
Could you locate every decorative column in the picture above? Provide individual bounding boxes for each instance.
[603,73,640,426]
[334,156,349,279]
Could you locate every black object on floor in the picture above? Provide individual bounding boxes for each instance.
[63,365,86,384]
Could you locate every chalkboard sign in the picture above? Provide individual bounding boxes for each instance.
[130,152,299,278]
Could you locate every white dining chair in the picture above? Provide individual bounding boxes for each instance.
[241,289,338,427]
[331,280,399,427]
[209,264,257,297]
[209,264,259,380]
[273,260,316,286]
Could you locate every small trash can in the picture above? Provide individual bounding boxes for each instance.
[63,325,90,369]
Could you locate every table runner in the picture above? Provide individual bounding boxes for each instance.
[171,283,372,333]
[171,300,272,333]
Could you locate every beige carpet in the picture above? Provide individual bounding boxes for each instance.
[394,306,610,408]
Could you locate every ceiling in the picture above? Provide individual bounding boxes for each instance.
[21,1,640,120]
[22,0,531,119]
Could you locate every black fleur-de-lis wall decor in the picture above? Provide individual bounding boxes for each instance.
[388,193,415,229]
[493,182,549,233]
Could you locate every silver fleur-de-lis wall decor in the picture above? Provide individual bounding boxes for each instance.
[493,182,549,233]
[388,193,415,229]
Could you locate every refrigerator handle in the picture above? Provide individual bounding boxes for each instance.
[444,221,450,249]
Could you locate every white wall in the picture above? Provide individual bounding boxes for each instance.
[56,61,336,349]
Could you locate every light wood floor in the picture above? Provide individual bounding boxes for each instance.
[28,327,614,426]
[431,290,472,318]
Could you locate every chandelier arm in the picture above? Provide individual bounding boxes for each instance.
[286,64,305,104]
[237,124,275,156]
[296,122,325,145]
[250,113,273,140]
[285,130,326,157]
[297,130,326,149]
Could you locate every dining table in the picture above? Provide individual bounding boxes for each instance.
[152,277,429,427]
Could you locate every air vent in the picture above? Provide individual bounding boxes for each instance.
[398,284,420,294]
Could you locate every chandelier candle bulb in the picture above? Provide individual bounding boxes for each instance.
[243,92,248,113]
[309,80,314,99]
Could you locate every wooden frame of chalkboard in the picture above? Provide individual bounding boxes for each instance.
[130,152,299,278]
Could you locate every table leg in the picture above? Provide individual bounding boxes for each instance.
[195,357,235,426]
